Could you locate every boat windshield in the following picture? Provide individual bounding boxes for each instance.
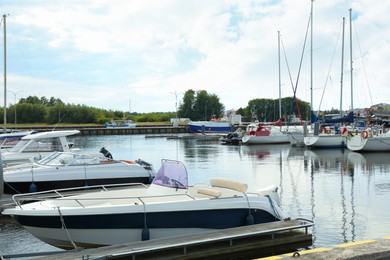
[38,152,101,166]
[152,159,188,188]
[9,137,64,153]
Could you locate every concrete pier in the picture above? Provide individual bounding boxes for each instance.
[259,237,390,259]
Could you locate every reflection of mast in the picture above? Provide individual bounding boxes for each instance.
[279,146,283,203]
[340,166,347,242]
[309,153,317,245]
[350,170,356,241]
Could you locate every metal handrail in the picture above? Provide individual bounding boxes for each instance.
[11,182,149,208]
[12,185,199,209]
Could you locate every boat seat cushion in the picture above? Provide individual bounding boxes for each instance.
[197,187,222,198]
[210,178,248,193]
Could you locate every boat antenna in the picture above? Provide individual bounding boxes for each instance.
[52,113,67,131]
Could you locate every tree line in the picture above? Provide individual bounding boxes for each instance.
[0,92,311,125]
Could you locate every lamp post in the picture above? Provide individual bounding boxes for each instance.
[8,90,22,124]
[170,91,182,126]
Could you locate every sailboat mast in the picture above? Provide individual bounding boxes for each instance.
[349,8,353,110]
[3,14,7,130]
[278,31,281,120]
[310,0,313,113]
[340,17,345,116]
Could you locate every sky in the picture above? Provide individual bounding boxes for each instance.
[0,0,389,114]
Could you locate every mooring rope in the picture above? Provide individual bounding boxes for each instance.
[57,207,80,250]
[266,195,282,220]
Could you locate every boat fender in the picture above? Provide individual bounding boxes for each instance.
[142,226,150,241]
[246,211,254,225]
[362,130,369,139]
[29,182,37,193]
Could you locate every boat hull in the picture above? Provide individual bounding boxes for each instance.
[11,202,280,249]
[188,121,232,133]
[287,132,304,146]
[4,176,152,194]
[347,135,390,151]
[242,134,289,144]
[304,135,346,148]
[4,159,154,194]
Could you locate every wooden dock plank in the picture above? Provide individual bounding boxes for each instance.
[35,219,313,260]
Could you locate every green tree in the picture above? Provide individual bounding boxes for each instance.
[17,103,47,123]
[178,89,224,120]
[178,89,195,120]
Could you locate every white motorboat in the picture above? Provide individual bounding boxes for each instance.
[3,151,155,194]
[2,159,284,249]
[1,130,80,167]
[347,127,390,152]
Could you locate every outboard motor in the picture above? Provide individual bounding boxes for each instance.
[100,147,113,159]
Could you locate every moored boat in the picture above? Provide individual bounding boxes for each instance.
[242,120,289,145]
[3,151,156,194]
[1,130,80,167]
[219,128,243,145]
[0,130,36,150]
[347,126,390,152]
[188,120,232,133]
[2,159,284,249]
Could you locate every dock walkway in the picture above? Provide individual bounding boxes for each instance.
[2,219,313,260]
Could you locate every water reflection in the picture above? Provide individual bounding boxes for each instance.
[240,144,289,160]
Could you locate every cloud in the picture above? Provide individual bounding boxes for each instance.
[1,0,389,114]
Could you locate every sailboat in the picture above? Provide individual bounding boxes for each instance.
[242,31,289,145]
[346,125,390,151]
[304,12,355,149]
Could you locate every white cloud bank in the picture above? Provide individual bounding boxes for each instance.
[1,0,389,113]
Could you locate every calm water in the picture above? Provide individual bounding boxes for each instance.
[1,134,390,256]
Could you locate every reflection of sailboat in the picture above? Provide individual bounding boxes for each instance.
[304,145,357,245]
[347,152,390,169]
[287,146,305,159]
[304,149,351,163]
[241,144,290,160]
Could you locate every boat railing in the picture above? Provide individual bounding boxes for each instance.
[11,182,149,208]
[11,184,202,209]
